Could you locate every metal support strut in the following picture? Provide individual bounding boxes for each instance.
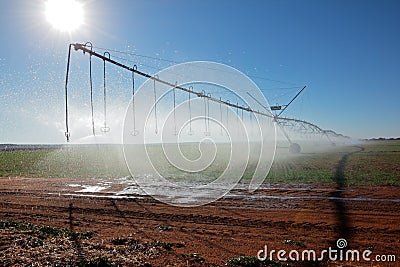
[85,42,96,137]
[64,44,72,142]
[131,65,138,136]
[101,52,111,133]
[63,42,346,143]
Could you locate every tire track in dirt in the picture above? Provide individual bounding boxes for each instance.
[2,191,400,237]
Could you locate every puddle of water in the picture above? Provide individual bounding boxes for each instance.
[77,185,109,193]
[64,177,400,203]
[68,184,82,187]
[48,192,144,199]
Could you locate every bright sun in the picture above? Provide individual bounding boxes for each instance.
[45,0,84,32]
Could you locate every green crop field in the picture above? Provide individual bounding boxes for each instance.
[267,140,400,186]
[0,140,399,186]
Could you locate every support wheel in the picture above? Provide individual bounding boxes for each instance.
[289,143,301,154]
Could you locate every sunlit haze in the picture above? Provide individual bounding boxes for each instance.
[45,0,84,32]
[0,1,399,143]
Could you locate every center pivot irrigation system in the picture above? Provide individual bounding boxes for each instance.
[64,42,348,153]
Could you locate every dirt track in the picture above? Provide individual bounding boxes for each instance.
[1,177,400,266]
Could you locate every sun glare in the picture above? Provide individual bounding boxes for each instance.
[45,0,84,32]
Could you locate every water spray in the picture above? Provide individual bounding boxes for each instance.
[63,42,348,152]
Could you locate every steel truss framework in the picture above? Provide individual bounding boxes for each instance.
[64,42,349,152]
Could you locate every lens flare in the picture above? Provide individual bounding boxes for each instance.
[45,0,84,32]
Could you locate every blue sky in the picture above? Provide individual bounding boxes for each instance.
[0,0,399,143]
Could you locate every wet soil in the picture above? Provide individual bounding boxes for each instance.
[1,177,399,266]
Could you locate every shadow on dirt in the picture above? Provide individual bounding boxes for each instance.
[330,146,365,243]
[68,202,86,262]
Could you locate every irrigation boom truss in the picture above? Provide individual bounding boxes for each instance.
[64,42,348,152]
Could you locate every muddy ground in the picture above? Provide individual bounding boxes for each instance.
[1,177,399,266]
